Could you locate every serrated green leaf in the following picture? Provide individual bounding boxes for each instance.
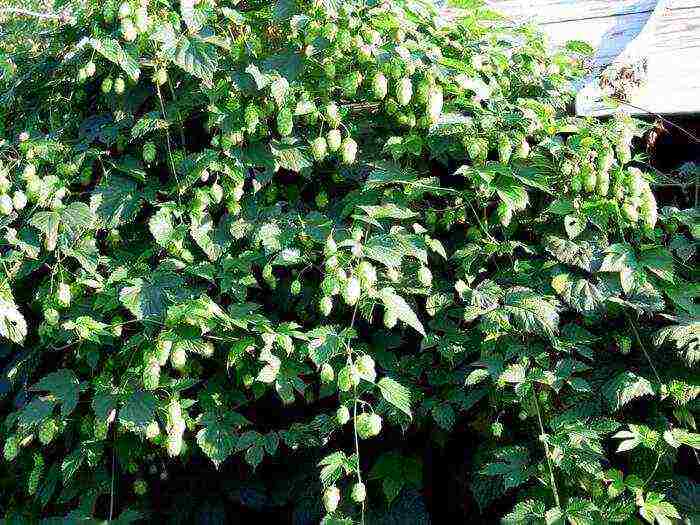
[30,369,79,417]
[377,377,412,418]
[380,288,425,336]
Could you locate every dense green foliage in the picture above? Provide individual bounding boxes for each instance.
[0,0,698,522]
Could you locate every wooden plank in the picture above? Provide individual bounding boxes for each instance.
[482,0,700,115]
[485,0,699,24]
[543,10,653,67]
[578,6,700,115]
[486,0,658,24]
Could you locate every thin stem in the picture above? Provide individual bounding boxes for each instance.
[625,311,662,384]
[533,391,561,509]
[155,84,182,205]
[167,77,187,148]
[109,437,116,521]
[610,99,700,144]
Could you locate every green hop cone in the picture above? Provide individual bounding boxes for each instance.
[427,87,443,124]
[356,260,377,289]
[323,60,336,79]
[337,366,353,392]
[625,167,646,197]
[621,199,639,223]
[513,135,530,159]
[336,405,350,425]
[210,183,223,204]
[319,296,333,317]
[311,137,328,161]
[325,103,341,128]
[121,18,137,42]
[38,418,58,445]
[356,412,382,439]
[596,169,610,197]
[101,77,113,94]
[418,266,432,287]
[277,107,293,137]
[170,345,187,370]
[323,485,341,513]
[356,354,376,382]
[290,279,302,296]
[341,71,362,98]
[143,356,161,390]
[262,263,275,285]
[383,308,398,329]
[570,173,582,194]
[134,7,149,31]
[27,453,44,495]
[327,129,342,152]
[114,77,126,94]
[145,420,160,440]
[154,68,167,86]
[57,283,71,308]
[133,479,147,496]
[244,105,260,134]
[372,72,388,100]
[396,77,413,106]
[0,195,13,215]
[316,191,329,208]
[94,419,109,440]
[12,191,27,211]
[3,435,19,461]
[156,339,172,366]
[581,165,597,193]
[166,430,183,456]
[320,363,334,383]
[615,138,632,165]
[497,133,513,164]
[351,482,366,503]
[596,145,614,174]
[342,277,361,306]
[324,236,338,256]
[341,137,358,164]
[118,1,131,18]
[640,190,658,229]
[466,137,487,163]
[416,78,431,104]
[143,141,156,164]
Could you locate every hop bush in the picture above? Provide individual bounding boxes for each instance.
[0,0,697,522]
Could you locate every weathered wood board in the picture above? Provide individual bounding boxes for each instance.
[484,0,700,116]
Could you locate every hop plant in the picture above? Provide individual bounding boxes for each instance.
[0,1,691,522]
